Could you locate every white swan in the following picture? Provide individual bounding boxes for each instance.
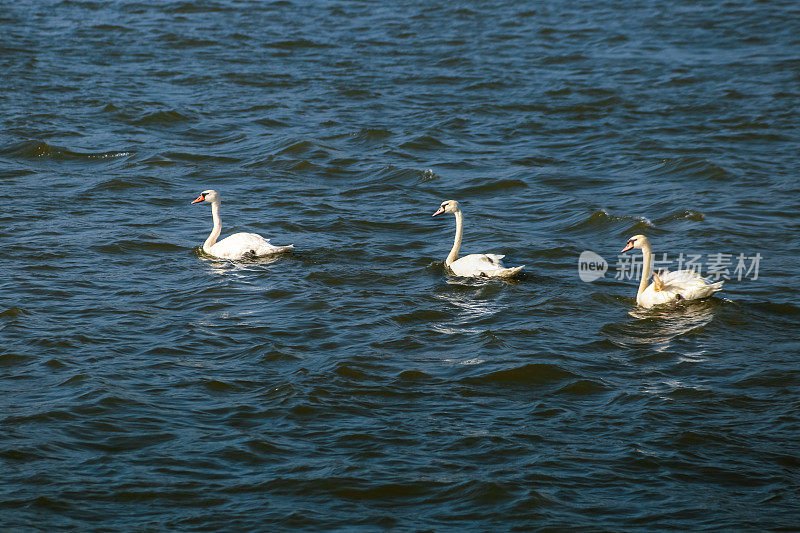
[432,200,524,278]
[191,189,293,260]
[621,234,723,308]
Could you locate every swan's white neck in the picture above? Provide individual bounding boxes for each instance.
[204,199,222,252]
[637,240,653,303]
[446,208,463,266]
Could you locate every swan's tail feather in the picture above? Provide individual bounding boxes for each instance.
[494,265,524,278]
[678,278,723,301]
[705,279,724,293]
[253,243,293,256]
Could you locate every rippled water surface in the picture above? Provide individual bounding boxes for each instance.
[2,0,799,529]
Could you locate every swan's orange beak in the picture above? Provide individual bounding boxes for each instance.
[191,195,205,204]
[621,240,634,253]
[432,206,445,217]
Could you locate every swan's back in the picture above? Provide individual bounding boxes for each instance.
[449,253,524,278]
[207,232,293,260]
[638,269,723,308]
[663,270,724,298]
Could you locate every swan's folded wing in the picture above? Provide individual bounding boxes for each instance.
[455,253,505,269]
[662,269,724,300]
[639,283,682,307]
[449,253,523,277]
[662,269,701,283]
[211,233,292,259]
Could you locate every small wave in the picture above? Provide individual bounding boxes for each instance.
[289,160,321,171]
[338,88,380,99]
[654,209,705,224]
[349,128,393,144]
[566,208,654,233]
[464,80,510,91]
[260,350,302,363]
[398,135,449,151]
[161,151,240,163]
[666,387,714,400]
[335,480,432,501]
[435,56,472,68]
[91,24,133,32]
[661,74,700,87]
[133,109,194,125]
[673,429,726,446]
[579,87,619,97]
[463,363,578,385]
[392,309,450,324]
[203,379,241,392]
[438,479,517,505]
[275,140,316,155]
[1,308,27,318]
[748,301,800,316]
[541,53,588,65]
[139,155,176,167]
[511,154,564,167]
[652,156,730,181]
[553,96,624,114]
[166,2,232,14]
[333,364,374,381]
[0,140,133,160]
[254,117,290,128]
[86,176,163,193]
[266,39,332,49]
[91,239,185,255]
[545,87,572,97]
[733,370,790,389]
[395,370,433,381]
[459,179,527,195]
[0,168,36,179]
[0,448,48,462]
[369,165,434,184]
[0,353,33,367]
[556,378,611,395]
[419,168,438,182]
[223,73,296,88]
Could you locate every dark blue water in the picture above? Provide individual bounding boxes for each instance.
[2,0,799,529]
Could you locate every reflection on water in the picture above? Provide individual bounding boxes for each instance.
[444,274,522,288]
[199,250,288,276]
[640,377,712,398]
[432,278,507,335]
[603,299,721,352]
[443,356,485,366]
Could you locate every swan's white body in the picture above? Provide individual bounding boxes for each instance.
[622,234,723,308]
[432,200,524,278]
[192,189,293,260]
